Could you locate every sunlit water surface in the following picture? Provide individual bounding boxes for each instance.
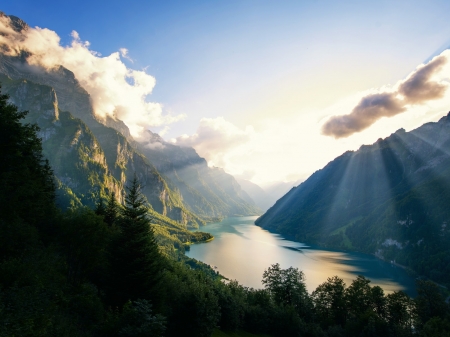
[186,216,416,296]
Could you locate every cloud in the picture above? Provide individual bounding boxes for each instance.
[233,170,257,181]
[322,92,405,138]
[119,48,133,63]
[322,51,450,138]
[398,55,447,103]
[0,14,183,137]
[157,125,170,137]
[172,117,255,168]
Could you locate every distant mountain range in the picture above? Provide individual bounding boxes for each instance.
[0,13,261,229]
[236,178,297,211]
[257,112,450,285]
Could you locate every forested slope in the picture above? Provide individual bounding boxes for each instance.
[257,112,450,286]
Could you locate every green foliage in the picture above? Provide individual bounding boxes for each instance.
[312,276,347,328]
[216,280,247,331]
[343,276,390,336]
[385,291,415,336]
[421,317,450,337]
[0,245,103,337]
[95,195,106,216]
[161,262,220,337]
[415,280,449,328]
[212,329,271,337]
[118,299,166,337]
[104,192,120,227]
[242,288,274,334]
[262,263,312,317]
[257,113,450,286]
[55,178,83,210]
[0,85,55,227]
[109,176,165,306]
[2,80,450,336]
[0,218,40,261]
[58,207,115,285]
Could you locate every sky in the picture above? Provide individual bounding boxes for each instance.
[2,1,450,187]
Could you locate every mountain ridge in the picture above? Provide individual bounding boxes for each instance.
[0,12,261,223]
[256,111,450,285]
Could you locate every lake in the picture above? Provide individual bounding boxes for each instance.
[186,216,417,296]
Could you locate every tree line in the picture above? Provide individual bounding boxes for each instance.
[1,87,449,336]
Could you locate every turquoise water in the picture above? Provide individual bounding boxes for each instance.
[186,216,417,296]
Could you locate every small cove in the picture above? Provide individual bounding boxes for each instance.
[187,216,417,296]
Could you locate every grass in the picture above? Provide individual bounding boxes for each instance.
[212,329,271,337]
[330,216,363,249]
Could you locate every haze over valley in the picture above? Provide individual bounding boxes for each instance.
[1,2,450,336]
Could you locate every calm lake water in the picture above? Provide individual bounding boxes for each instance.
[186,216,417,296]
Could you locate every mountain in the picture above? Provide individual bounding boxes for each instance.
[256,113,450,285]
[0,12,261,224]
[0,73,203,224]
[236,178,298,211]
[235,178,271,211]
[138,137,261,218]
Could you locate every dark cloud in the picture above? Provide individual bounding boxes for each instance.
[398,55,448,104]
[322,93,405,138]
[322,54,449,138]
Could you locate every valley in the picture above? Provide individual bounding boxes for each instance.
[187,216,417,296]
[1,8,450,337]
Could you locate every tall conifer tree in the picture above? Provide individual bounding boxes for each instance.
[110,175,163,306]
[0,86,55,227]
[95,196,106,217]
[104,192,119,227]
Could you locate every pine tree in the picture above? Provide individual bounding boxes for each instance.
[94,195,106,217]
[110,175,164,306]
[0,86,55,228]
[104,192,119,227]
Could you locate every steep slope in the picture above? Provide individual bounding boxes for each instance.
[235,178,296,211]
[138,138,262,218]
[0,75,202,227]
[256,112,450,285]
[0,12,260,221]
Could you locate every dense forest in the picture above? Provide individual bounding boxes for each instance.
[1,88,450,337]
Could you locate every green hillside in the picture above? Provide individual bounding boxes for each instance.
[256,113,450,286]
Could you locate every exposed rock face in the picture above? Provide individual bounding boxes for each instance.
[0,55,96,126]
[0,12,260,225]
[0,75,198,225]
[0,12,28,33]
[4,77,59,121]
[2,77,117,197]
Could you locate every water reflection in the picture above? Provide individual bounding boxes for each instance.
[187,216,416,296]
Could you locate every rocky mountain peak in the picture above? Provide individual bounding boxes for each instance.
[0,12,29,33]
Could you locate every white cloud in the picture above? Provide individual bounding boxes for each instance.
[0,15,183,137]
[3,15,450,186]
[322,51,450,138]
[172,50,450,185]
[173,117,255,168]
[119,48,133,63]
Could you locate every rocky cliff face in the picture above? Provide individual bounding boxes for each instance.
[1,75,120,204]
[0,12,260,225]
[0,74,202,226]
